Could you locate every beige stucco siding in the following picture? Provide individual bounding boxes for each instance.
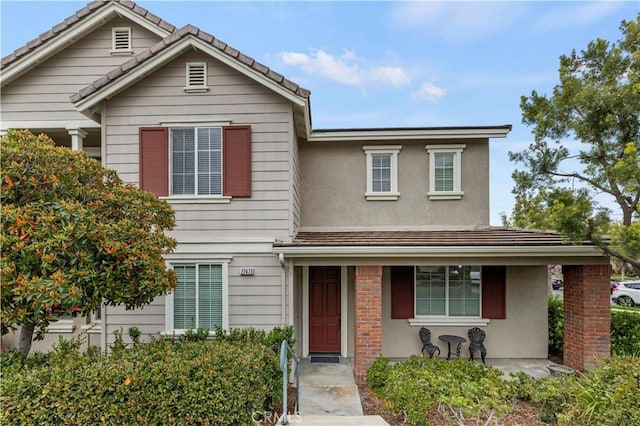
[380,265,548,359]
[103,49,295,240]
[300,140,490,229]
[1,18,162,125]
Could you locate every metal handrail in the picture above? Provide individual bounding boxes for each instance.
[279,340,300,425]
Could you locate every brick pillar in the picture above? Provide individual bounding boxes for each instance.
[562,264,611,371]
[354,265,383,384]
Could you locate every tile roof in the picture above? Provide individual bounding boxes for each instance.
[1,0,176,69]
[274,228,594,247]
[70,24,310,103]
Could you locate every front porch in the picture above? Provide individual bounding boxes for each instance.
[275,229,611,384]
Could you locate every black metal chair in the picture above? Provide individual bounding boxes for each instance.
[419,327,440,358]
[468,327,487,365]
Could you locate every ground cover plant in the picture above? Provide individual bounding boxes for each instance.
[1,326,293,425]
[367,354,640,425]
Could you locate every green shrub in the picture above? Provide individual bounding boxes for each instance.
[1,337,281,425]
[375,356,513,425]
[610,310,640,355]
[365,357,392,395]
[548,296,564,355]
[548,297,640,356]
[557,355,640,426]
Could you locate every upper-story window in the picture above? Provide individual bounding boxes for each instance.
[139,125,251,201]
[185,62,209,92]
[363,145,401,201]
[426,144,465,200]
[171,127,222,196]
[111,27,132,54]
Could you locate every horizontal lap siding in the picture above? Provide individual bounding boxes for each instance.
[104,253,284,345]
[1,18,161,124]
[105,50,293,240]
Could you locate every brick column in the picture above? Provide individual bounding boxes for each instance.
[354,265,383,384]
[562,264,611,371]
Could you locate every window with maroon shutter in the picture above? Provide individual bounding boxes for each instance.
[391,266,414,319]
[223,125,251,197]
[481,265,506,319]
[139,127,169,196]
[138,125,251,197]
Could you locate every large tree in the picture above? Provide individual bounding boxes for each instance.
[507,15,640,275]
[1,130,177,355]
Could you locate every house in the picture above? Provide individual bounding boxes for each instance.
[0,0,610,382]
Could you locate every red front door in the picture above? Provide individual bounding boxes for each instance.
[309,266,341,353]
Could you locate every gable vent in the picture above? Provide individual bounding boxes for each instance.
[185,62,208,92]
[111,27,132,52]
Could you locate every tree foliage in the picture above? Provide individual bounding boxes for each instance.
[507,15,640,274]
[1,130,177,354]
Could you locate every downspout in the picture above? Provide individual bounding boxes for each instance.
[100,101,107,353]
[279,253,286,325]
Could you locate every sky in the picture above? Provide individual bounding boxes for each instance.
[1,0,638,225]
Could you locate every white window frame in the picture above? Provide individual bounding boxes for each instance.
[363,145,401,200]
[185,62,209,93]
[426,144,465,200]
[165,260,229,335]
[111,27,132,54]
[169,127,223,198]
[46,316,75,333]
[409,265,489,327]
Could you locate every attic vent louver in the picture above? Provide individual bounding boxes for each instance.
[185,62,208,92]
[111,27,132,53]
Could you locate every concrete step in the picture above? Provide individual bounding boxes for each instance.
[279,415,389,425]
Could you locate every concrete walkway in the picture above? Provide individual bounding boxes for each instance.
[289,359,389,425]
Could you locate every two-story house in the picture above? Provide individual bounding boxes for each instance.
[1,0,611,381]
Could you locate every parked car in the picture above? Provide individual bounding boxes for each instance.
[611,281,640,307]
[552,279,563,290]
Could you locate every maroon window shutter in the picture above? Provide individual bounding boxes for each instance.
[223,125,252,197]
[391,266,414,319]
[139,127,168,197]
[482,265,506,319]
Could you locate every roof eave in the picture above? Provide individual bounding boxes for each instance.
[272,245,607,259]
[307,126,512,142]
[1,2,172,87]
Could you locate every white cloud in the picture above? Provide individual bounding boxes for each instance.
[278,49,410,89]
[412,82,446,102]
[390,2,528,42]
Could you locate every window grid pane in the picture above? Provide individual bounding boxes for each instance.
[371,154,391,193]
[171,129,195,195]
[198,265,223,330]
[196,128,222,196]
[173,265,196,329]
[416,266,446,315]
[434,153,454,192]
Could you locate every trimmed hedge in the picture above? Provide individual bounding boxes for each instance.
[548,297,640,355]
[1,327,293,425]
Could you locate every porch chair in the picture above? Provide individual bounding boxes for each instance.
[468,327,487,365]
[419,327,440,358]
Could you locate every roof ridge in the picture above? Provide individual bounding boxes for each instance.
[1,0,177,69]
[70,22,310,103]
